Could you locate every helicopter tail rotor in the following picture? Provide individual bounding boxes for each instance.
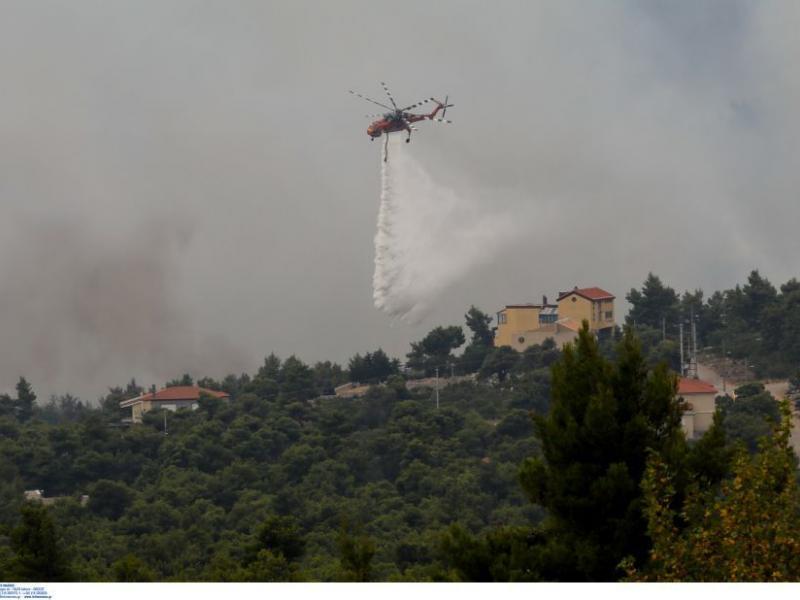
[433,95,454,119]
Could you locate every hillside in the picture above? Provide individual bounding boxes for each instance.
[0,378,546,581]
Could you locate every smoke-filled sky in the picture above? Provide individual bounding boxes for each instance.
[1,1,799,400]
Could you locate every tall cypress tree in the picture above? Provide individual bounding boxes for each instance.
[519,323,684,581]
[14,377,36,423]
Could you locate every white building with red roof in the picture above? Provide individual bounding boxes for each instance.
[120,385,230,423]
[678,377,719,439]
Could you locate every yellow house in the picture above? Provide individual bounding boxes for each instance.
[494,296,556,348]
[494,287,616,351]
[556,287,615,332]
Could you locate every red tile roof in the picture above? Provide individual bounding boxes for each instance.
[678,378,718,395]
[137,386,229,402]
[557,287,615,302]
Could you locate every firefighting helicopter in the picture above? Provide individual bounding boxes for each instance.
[349,82,453,160]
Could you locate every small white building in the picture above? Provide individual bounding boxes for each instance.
[678,377,719,439]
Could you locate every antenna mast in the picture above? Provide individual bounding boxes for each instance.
[688,307,698,379]
[435,367,440,410]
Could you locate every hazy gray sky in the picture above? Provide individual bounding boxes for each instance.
[1,1,799,400]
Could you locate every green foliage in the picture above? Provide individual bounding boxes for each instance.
[479,347,519,382]
[683,410,733,486]
[87,480,134,520]
[247,549,297,582]
[279,356,317,402]
[716,383,780,452]
[460,306,495,374]
[338,523,376,582]
[625,273,679,332]
[348,349,399,384]
[40,394,86,425]
[0,365,539,581]
[8,503,72,581]
[312,361,347,395]
[252,516,305,563]
[14,378,37,423]
[0,395,15,421]
[112,554,156,582]
[460,342,492,375]
[629,399,800,581]
[625,270,800,377]
[518,324,684,581]
[438,523,540,581]
[465,306,494,347]
[406,326,465,376]
[167,374,194,387]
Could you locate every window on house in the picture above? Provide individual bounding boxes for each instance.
[605,311,613,320]
[498,313,507,324]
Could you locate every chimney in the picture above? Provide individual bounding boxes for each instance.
[542,295,548,306]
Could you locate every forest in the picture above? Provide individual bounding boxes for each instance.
[625,270,800,378]
[1,272,799,582]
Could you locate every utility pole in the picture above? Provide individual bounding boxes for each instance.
[690,307,698,379]
[435,367,440,410]
[163,411,168,436]
[721,337,727,393]
[679,321,685,377]
[662,316,666,341]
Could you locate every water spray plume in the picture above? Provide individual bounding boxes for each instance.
[372,135,520,322]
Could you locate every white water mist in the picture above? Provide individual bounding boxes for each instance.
[372,135,521,322]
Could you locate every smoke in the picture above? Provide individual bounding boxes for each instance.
[373,135,522,322]
[0,215,247,401]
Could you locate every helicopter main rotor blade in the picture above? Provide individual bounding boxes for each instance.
[429,118,453,123]
[380,81,399,110]
[349,90,392,110]
[399,97,435,111]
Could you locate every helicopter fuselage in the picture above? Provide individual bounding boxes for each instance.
[366,103,446,139]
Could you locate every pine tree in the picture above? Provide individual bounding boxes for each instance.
[465,306,494,346]
[625,273,679,330]
[518,323,684,580]
[14,377,36,423]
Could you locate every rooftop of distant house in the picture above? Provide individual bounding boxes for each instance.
[501,303,557,310]
[120,385,229,408]
[501,295,557,310]
[557,286,615,302]
[678,378,718,395]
